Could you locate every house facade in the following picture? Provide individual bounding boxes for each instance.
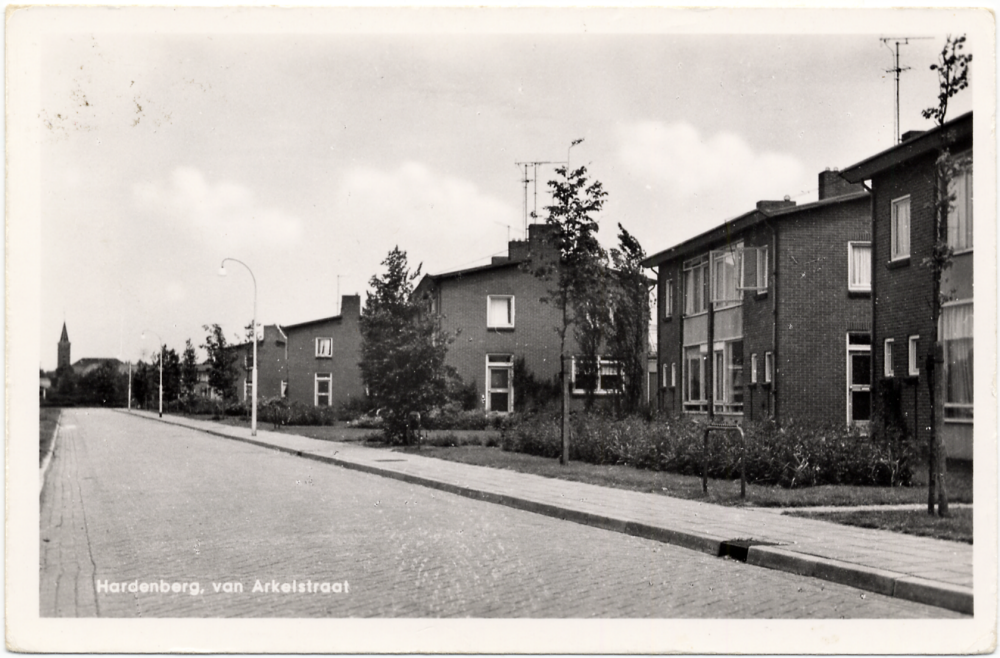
[415,223,634,413]
[643,169,871,427]
[841,112,973,461]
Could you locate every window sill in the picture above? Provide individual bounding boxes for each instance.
[754,290,769,300]
[487,326,515,332]
[886,257,910,270]
[315,355,332,359]
[951,247,973,257]
[848,289,871,298]
[944,417,974,425]
[683,311,709,319]
[663,316,673,323]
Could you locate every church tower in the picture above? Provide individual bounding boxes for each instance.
[57,322,71,370]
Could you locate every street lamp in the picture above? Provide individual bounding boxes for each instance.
[218,258,258,436]
[142,330,164,418]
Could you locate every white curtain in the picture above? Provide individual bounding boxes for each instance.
[942,303,973,409]
[851,244,871,288]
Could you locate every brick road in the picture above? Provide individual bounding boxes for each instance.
[40,408,962,618]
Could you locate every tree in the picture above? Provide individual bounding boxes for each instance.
[159,347,182,404]
[608,224,651,416]
[132,360,152,408]
[525,163,608,463]
[79,361,126,407]
[181,339,199,399]
[202,323,237,402]
[359,247,453,444]
[922,34,972,126]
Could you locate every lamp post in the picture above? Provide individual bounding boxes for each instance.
[218,258,258,436]
[142,330,163,418]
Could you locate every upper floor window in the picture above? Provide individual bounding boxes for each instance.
[683,256,708,316]
[664,279,673,319]
[740,246,769,294]
[948,163,973,252]
[315,337,333,358]
[487,295,515,329]
[848,242,872,292]
[884,338,894,377]
[710,245,742,308]
[891,196,910,261]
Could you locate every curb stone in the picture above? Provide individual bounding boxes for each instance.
[124,411,975,616]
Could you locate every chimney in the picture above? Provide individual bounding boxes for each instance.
[756,197,796,213]
[340,294,361,318]
[491,256,510,265]
[818,167,864,200]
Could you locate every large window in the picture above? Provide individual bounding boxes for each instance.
[891,196,911,260]
[710,245,742,307]
[948,163,973,251]
[683,256,708,316]
[683,345,708,412]
[487,295,515,329]
[486,354,513,412]
[713,340,744,415]
[315,337,333,358]
[315,373,331,407]
[848,242,872,292]
[942,302,973,421]
[571,356,622,395]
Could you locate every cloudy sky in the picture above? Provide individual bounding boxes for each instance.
[24,7,981,370]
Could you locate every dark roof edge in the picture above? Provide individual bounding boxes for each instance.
[283,314,344,330]
[422,258,524,283]
[841,112,973,182]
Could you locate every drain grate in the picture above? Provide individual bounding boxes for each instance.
[719,539,781,562]
[374,459,407,463]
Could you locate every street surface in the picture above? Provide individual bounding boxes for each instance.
[40,408,962,618]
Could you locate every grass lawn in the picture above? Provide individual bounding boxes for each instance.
[40,407,61,467]
[789,508,973,544]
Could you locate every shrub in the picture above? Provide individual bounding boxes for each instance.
[336,396,374,422]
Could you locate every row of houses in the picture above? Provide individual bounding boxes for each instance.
[643,112,972,461]
[197,111,973,462]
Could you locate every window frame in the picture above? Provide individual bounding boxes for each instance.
[683,255,709,317]
[890,195,911,261]
[947,155,973,253]
[883,338,894,377]
[908,336,920,378]
[941,300,974,423]
[712,339,744,415]
[764,351,773,384]
[664,279,673,319]
[314,373,332,407]
[485,354,514,413]
[751,353,758,384]
[683,344,709,412]
[847,241,872,292]
[315,337,333,358]
[487,295,515,329]
[571,356,623,396]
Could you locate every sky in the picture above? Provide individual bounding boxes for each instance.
[28,7,982,370]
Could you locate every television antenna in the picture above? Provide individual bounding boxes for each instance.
[514,160,565,236]
[880,36,933,144]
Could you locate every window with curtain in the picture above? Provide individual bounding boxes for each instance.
[948,165,973,251]
[848,242,871,292]
[487,295,514,328]
[891,197,910,260]
[683,256,708,316]
[942,302,973,421]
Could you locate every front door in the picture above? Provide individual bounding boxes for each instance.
[486,354,513,413]
[847,350,872,425]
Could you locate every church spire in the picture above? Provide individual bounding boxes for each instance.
[60,322,69,343]
[57,322,71,370]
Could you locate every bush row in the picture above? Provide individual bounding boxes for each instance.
[499,412,913,488]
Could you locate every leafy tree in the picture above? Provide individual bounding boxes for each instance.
[608,224,651,416]
[181,339,199,399]
[79,361,126,407]
[131,360,152,408]
[159,347,182,403]
[922,34,972,126]
[359,247,453,444]
[202,323,237,402]
[525,163,608,462]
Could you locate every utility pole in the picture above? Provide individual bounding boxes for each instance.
[880,36,932,144]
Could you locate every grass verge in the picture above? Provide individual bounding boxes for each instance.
[789,508,972,544]
[40,407,61,467]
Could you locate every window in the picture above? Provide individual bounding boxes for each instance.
[739,246,769,293]
[315,337,333,358]
[764,351,773,384]
[280,380,288,398]
[948,163,973,251]
[664,280,673,319]
[571,356,622,395]
[486,354,513,412]
[487,295,515,329]
[942,302,973,421]
[683,345,708,412]
[848,242,872,292]
[847,334,872,426]
[883,339,894,377]
[713,340,744,414]
[751,353,758,384]
[891,196,910,260]
[710,244,742,307]
[671,362,677,388]
[683,256,708,316]
[315,373,331,407]
[908,336,920,377]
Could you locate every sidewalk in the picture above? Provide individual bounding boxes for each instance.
[125,410,974,615]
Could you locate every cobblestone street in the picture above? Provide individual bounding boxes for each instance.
[40,409,962,618]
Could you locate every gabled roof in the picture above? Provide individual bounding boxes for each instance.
[641,191,869,268]
[840,112,972,183]
[420,258,524,284]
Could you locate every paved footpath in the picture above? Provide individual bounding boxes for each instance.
[117,410,975,615]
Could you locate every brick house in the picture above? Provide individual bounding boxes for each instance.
[226,295,365,410]
[642,169,872,426]
[841,112,973,461]
[414,224,638,412]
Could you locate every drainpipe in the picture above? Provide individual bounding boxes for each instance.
[758,209,779,420]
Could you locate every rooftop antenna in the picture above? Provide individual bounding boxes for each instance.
[880,36,932,144]
[514,159,566,235]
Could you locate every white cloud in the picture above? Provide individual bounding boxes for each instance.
[617,121,810,219]
[133,167,304,249]
[334,162,519,273]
